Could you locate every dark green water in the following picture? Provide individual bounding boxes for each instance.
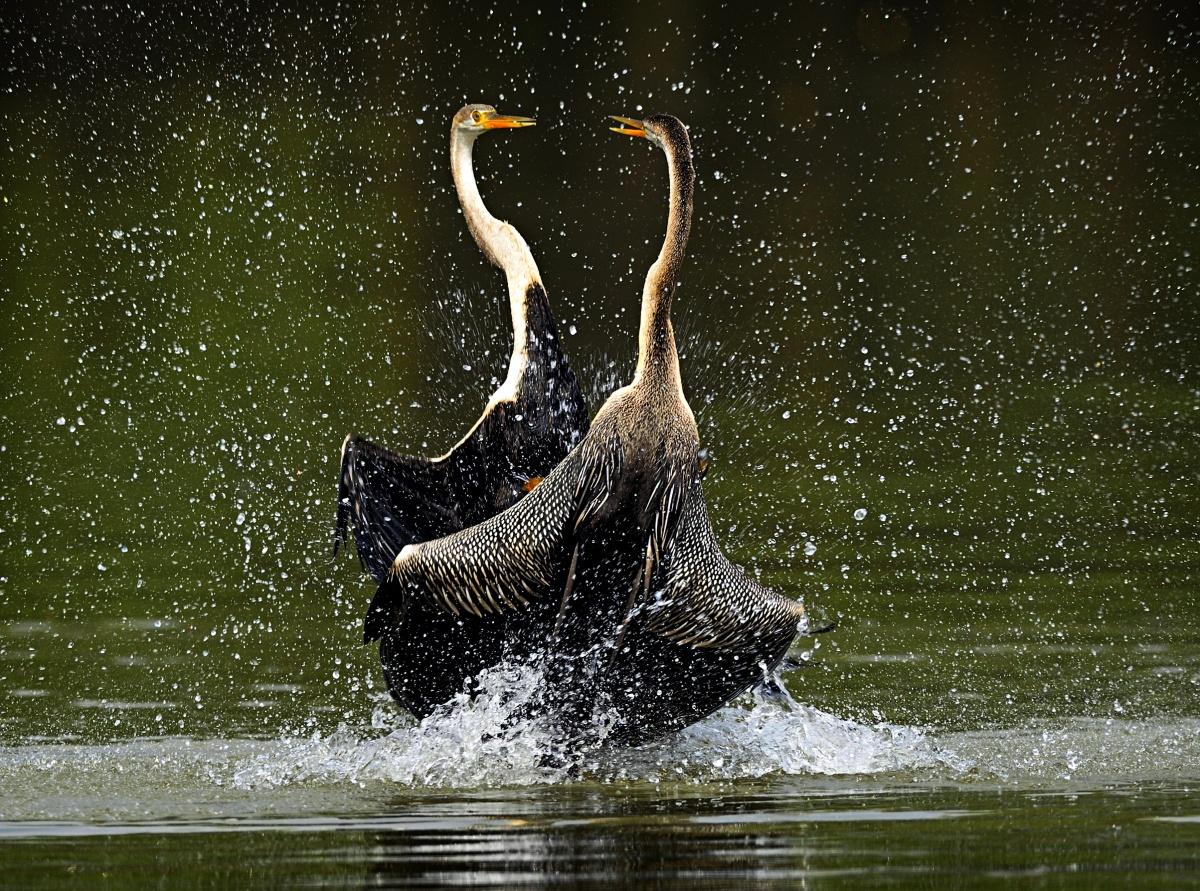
[2,3,1199,887]
[3,780,1200,889]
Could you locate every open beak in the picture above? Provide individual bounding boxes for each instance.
[608,115,647,138]
[481,112,536,130]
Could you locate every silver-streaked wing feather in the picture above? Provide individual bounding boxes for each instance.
[641,479,807,653]
[386,448,585,622]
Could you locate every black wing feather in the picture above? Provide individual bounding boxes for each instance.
[335,435,457,583]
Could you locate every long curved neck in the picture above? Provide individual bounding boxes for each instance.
[450,126,542,354]
[634,131,694,386]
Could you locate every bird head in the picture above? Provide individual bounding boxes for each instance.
[608,113,687,148]
[453,104,536,136]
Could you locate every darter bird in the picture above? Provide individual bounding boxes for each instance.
[373,114,824,747]
[337,104,589,719]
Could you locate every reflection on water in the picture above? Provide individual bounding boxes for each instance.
[2,779,1200,888]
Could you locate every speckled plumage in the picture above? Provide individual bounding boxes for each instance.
[378,114,820,746]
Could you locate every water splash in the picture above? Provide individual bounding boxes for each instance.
[610,690,961,782]
[232,666,959,790]
[3,712,1198,828]
[233,663,569,789]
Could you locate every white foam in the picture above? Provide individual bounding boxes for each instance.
[232,665,961,790]
[233,663,569,789]
[613,695,960,782]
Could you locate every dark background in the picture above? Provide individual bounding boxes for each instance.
[1,2,1198,741]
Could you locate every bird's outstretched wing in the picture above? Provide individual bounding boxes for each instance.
[364,448,585,641]
[335,354,587,586]
[335,435,458,583]
[638,479,809,655]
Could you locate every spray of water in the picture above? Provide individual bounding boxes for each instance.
[231,664,961,790]
[234,663,570,789]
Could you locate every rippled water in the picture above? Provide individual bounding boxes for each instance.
[4,656,1200,886]
[2,700,1200,887]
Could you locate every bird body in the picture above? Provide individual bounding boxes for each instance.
[381,114,815,748]
[337,104,587,719]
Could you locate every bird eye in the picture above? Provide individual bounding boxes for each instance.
[471,111,483,123]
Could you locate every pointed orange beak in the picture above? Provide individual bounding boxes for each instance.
[480,112,536,130]
[608,115,647,138]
